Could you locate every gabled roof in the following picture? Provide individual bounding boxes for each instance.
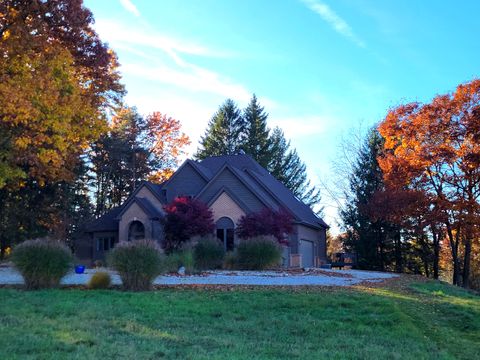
[116,196,163,220]
[85,206,123,233]
[85,154,328,233]
[197,155,328,229]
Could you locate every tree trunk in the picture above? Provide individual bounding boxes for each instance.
[431,226,440,279]
[462,239,472,288]
[394,230,402,273]
[446,223,461,286]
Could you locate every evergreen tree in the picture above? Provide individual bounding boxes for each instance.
[195,96,322,209]
[268,127,321,208]
[340,129,400,271]
[195,99,243,159]
[241,94,272,168]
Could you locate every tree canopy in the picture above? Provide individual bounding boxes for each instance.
[196,96,321,208]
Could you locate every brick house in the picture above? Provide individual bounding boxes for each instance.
[77,154,328,267]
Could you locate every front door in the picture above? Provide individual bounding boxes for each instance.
[216,217,235,251]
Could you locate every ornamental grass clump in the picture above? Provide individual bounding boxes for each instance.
[88,271,111,289]
[193,236,225,270]
[236,236,282,270]
[12,239,73,290]
[108,240,163,291]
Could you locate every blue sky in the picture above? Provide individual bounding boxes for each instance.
[84,0,480,231]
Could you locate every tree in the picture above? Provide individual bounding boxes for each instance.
[378,79,480,287]
[0,0,122,253]
[195,99,243,159]
[90,108,190,216]
[0,0,123,188]
[240,94,272,168]
[163,197,215,253]
[268,127,321,208]
[236,208,293,244]
[340,129,400,271]
[145,112,190,183]
[195,96,322,208]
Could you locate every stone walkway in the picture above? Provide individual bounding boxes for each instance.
[0,266,398,287]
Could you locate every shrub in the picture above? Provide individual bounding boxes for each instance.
[163,248,195,274]
[223,251,237,270]
[12,239,72,290]
[88,271,111,289]
[108,240,162,291]
[236,236,282,270]
[193,236,225,270]
[163,197,215,253]
[236,208,293,244]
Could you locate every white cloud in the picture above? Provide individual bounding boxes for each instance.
[94,19,275,105]
[121,62,252,103]
[301,0,365,47]
[95,19,232,67]
[119,0,140,17]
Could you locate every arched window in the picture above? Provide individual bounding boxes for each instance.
[128,221,145,241]
[216,217,235,251]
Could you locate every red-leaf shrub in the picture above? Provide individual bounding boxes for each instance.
[163,197,215,252]
[236,208,293,244]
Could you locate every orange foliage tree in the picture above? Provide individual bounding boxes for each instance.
[145,112,190,183]
[378,79,480,287]
[0,0,123,188]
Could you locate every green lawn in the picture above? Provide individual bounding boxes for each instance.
[0,279,478,359]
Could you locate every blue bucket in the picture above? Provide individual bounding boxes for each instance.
[75,265,85,274]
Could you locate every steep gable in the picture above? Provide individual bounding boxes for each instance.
[162,160,209,203]
[196,166,268,212]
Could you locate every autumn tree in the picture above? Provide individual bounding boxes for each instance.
[90,108,190,216]
[378,79,480,287]
[0,0,123,253]
[0,0,123,188]
[163,197,215,253]
[236,208,293,244]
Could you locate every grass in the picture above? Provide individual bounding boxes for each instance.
[0,278,478,359]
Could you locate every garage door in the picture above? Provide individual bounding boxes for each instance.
[299,239,314,268]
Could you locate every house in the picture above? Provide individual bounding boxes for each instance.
[77,154,329,267]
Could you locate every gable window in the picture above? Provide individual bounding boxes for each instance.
[216,217,235,251]
[128,221,145,241]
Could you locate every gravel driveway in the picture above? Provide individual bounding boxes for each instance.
[0,267,398,287]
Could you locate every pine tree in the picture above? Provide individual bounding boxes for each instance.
[195,97,322,209]
[241,94,272,168]
[268,127,321,208]
[340,129,399,271]
[195,99,243,159]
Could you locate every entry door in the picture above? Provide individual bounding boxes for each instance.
[299,239,314,268]
[216,217,235,251]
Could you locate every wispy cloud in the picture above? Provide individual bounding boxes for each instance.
[94,19,262,104]
[96,19,232,67]
[301,0,365,47]
[119,0,140,17]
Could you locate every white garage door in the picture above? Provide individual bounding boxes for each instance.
[299,239,314,268]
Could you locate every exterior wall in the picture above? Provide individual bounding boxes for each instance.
[197,168,265,212]
[209,191,246,247]
[209,192,246,224]
[118,202,152,243]
[289,224,327,267]
[165,163,207,202]
[137,186,164,209]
